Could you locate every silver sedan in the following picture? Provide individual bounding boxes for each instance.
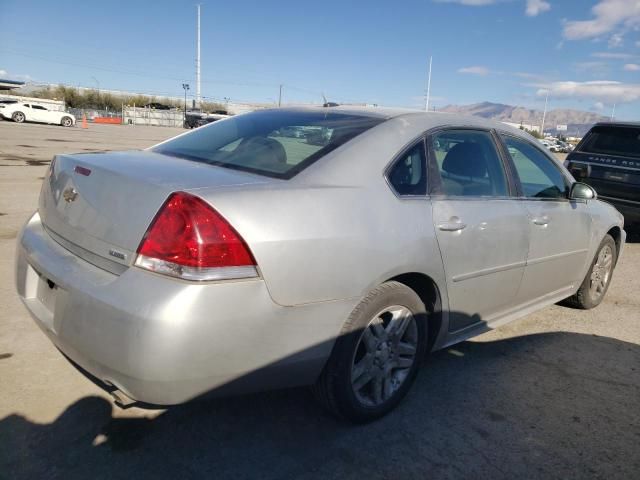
[15,107,625,422]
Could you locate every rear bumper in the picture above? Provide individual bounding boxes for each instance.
[15,212,355,405]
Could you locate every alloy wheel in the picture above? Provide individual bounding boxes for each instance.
[589,244,613,301]
[350,305,418,407]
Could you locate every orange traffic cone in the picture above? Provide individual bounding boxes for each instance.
[82,114,88,129]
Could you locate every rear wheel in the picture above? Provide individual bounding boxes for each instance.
[60,116,73,127]
[12,111,25,123]
[313,281,427,423]
[564,234,616,309]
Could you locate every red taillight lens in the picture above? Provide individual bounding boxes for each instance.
[135,192,257,281]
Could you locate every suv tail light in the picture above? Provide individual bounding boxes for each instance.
[135,192,258,281]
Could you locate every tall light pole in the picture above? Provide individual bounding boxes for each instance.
[182,83,190,127]
[91,76,100,109]
[278,84,283,107]
[611,103,616,121]
[540,90,549,137]
[195,4,201,109]
[425,56,433,112]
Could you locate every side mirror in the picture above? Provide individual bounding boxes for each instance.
[569,182,597,201]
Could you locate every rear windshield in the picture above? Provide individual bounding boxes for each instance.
[153,109,384,179]
[579,125,640,159]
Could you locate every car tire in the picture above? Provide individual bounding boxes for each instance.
[313,281,428,423]
[12,111,25,123]
[563,234,617,310]
[60,116,73,127]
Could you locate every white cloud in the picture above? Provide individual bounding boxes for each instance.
[512,71,547,80]
[608,32,624,48]
[458,66,491,75]
[593,101,605,110]
[0,69,7,77]
[574,61,609,75]
[563,0,640,40]
[435,0,499,5]
[591,51,635,59]
[436,0,551,15]
[624,63,640,71]
[532,80,640,104]
[526,0,550,17]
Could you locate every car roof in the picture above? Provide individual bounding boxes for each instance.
[592,121,640,128]
[269,106,529,137]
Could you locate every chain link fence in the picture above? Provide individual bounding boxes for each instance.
[122,106,183,127]
[67,106,185,127]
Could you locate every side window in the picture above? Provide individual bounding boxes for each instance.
[32,105,47,111]
[387,141,427,196]
[501,135,568,199]
[430,130,508,197]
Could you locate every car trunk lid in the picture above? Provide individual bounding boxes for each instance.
[39,150,270,271]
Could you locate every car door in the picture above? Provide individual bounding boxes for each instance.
[428,128,530,330]
[30,105,49,123]
[499,133,591,302]
[20,104,35,121]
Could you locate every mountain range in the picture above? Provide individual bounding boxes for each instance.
[439,102,608,137]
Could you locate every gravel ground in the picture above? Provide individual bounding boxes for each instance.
[0,121,638,480]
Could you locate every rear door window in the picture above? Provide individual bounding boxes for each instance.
[578,125,640,159]
[153,110,384,179]
[430,129,509,197]
[387,141,427,196]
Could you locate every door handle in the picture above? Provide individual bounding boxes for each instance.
[438,217,467,232]
[532,216,549,226]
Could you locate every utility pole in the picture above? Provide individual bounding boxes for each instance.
[182,83,190,127]
[540,90,549,137]
[91,76,100,109]
[425,56,432,112]
[278,84,283,107]
[195,4,201,109]
[611,103,616,121]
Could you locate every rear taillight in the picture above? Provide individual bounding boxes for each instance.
[135,192,258,281]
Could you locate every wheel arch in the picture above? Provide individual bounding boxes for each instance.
[606,226,623,266]
[386,272,443,352]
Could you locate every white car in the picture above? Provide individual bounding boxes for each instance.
[0,102,75,127]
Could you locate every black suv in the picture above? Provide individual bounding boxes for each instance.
[565,122,640,228]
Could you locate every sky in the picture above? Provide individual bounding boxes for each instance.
[0,0,639,119]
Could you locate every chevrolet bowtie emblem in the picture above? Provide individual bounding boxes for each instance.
[63,187,78,203]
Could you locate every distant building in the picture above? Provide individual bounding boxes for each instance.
[0,93,65,111]
[0,78,25,91]
[0,79,67,111]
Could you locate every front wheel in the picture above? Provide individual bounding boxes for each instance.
[564,234,617,309]
[12,111,25,123]
[60,116,73,127]
[313,281,427,423]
